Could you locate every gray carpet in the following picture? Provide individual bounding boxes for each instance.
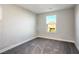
[2,37,79,54]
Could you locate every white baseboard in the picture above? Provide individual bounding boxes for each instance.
[0,36,37,53]
[37,36,75,43]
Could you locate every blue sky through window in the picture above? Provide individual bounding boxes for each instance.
[46,15,56,24]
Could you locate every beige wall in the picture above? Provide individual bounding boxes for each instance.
[0,5,36,50]
[37,8,75,42]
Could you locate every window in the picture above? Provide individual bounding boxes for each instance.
[46,15,56,32]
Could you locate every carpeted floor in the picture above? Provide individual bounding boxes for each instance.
[2,37,79,54]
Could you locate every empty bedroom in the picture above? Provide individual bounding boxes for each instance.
[0,4,79,54]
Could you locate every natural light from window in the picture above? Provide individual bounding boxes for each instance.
[46,15,56,32]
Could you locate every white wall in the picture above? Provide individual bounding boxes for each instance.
[75,5,79,50]
[37,8,75,42]
[0,5,2,50]
[0,5,36,50]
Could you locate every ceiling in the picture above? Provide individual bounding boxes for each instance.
[18,4,75,14]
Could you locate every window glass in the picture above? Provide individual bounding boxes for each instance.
[46,15,56,32]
